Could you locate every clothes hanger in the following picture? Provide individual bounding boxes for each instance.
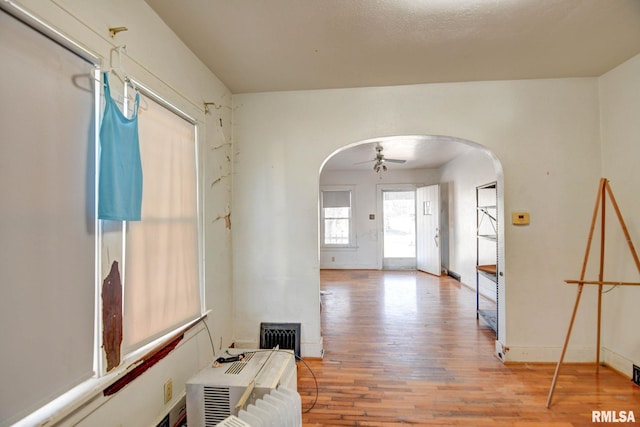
[108,45,137,92]
[99,46,148,113]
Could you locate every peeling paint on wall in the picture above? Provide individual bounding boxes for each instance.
[102,260,123,372]
[210,173,230,188]
[210,141,232,151]
[212,207,232,229]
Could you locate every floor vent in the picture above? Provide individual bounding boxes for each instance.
[260,322,301,358]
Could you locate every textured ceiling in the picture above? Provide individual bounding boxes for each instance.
[146,0,640,94]
[145,0,640,170]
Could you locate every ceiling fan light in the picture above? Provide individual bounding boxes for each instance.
[373,160,387,173]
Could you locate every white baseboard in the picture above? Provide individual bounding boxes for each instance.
[501,345,635,379]
[501,345,596,363]
[601,347,636,378]
[320,264,378,270]
[302,337,324,359]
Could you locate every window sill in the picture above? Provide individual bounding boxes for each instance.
[11,312,209,427]
[321,245,358,251]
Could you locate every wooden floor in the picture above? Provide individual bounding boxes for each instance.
[298,270,640,426]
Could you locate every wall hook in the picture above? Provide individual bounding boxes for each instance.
[109,26,128,38]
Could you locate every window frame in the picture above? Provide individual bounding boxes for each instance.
[101,78,205,371]
[320,185,357,249]
[0,6,103,426]
[1,3,206,425]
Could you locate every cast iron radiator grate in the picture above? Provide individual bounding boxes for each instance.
[259,322,301,358]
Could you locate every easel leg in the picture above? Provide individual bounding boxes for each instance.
[548,180,603,407]
[596,284,602,372]
[548,179,640,407]
[547,284,584,408]
[595,179,607,373]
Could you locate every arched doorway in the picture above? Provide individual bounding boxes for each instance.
[319,134,506,349]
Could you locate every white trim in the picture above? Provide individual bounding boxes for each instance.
[302,337,325,359]
[11,313,210,427]
[93,68,106,381]
[376,183,417,270]
[116,90,202,357]
[501,345,596,363]
[130,78,196,124]
[0,0,99,64]
[601,347,636,378]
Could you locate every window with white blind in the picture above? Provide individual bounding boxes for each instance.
[0,8,97,425]
[122,92,201,353]
[321,187,355,247]
[0,4,203,425]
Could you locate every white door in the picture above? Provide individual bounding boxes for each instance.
[416,184,441,275]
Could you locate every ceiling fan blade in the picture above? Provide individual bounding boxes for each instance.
[384,158,406,164]
[353,158,376,165]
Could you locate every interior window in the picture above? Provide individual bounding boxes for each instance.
[321,189,353,246]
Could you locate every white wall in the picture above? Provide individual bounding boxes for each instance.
[232,78,604,363]
[7,1,637,424]
[598,53,640,376]
[319,168,439,269]
[439,149,497,294]
[7,1,233,425]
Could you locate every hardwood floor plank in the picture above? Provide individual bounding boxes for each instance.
[298,270,640,426]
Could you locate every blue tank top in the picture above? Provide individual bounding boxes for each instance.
[98,72,143,221]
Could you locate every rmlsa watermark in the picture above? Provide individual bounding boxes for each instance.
[592,410,636,423]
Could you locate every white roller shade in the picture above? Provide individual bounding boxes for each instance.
[322,190,351,208]
[0,9,96,425]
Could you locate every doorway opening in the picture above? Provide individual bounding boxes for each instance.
[319,134,505,343]
[382,189,416,269]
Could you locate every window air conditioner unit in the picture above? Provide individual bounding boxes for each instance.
[186,348,298,426]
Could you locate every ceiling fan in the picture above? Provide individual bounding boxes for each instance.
[354,144,406,172]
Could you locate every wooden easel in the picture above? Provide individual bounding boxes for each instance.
[546,178,640,408]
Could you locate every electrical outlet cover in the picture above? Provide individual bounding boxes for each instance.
[164,379,173,404]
